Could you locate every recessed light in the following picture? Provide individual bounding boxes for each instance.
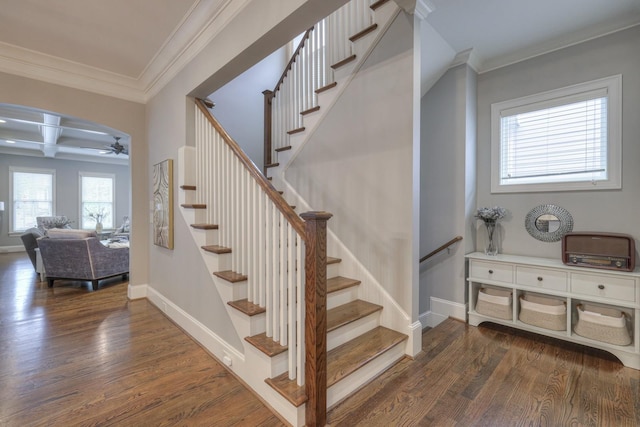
[6,140,15,144]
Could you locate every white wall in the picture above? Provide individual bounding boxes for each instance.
[476,26,640,260]
[420,63,476,315]
[0,71,148,285]
[209,48,288,171]
[285,12,417,316]
[0,154,129,247]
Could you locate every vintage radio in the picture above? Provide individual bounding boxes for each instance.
[562,232,636,272]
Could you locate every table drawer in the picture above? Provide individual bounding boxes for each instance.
[470,260,513,283]
[516,266,567,292]
[570,273,636,303]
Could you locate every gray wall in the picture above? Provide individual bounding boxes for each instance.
[209,47,288,171]
[0,153,130,247]
[420,63,476,314]
[476,25,640,260]
[286,12,418,316]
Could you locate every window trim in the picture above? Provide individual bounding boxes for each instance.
[490,75,622,193]
[79,171,116,230]
[9,166,56,233]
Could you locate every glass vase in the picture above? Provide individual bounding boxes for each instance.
[484,221,498,255]
[95,221,103,234]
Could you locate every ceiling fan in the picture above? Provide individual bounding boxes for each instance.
[83,136,129,155]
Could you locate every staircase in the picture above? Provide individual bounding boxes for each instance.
[177,1,411,425]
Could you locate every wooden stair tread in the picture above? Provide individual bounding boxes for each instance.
[327,276,361,293]
[331,54,356,70]
[315,82,337,94]
[227,299,266,316]
[327,300,382,332]
[300,105,320,116]
[287,127,305,135]
[180,185,196,190]
[201,245,231,254]
[214,270,247,283]
[327,256,342,265]
[370,0,391,10]
[350,23,378,42]
[275,146,291,152]
[190,223,218,230]
[265,163,280,169]
[181,203,206,209]
[246,333,287,357]
[266,374,308,407]
[266,326,406,407]
[327,326,407,387]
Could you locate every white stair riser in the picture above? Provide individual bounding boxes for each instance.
[327,286,358,310]
[229,309,266,338]
[327,311,380,351]
[246,344,290,378]
[327,341,405,408]
[213,278,247,302]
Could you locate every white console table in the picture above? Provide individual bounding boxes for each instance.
[466,252,640,369]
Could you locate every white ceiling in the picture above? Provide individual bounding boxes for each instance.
[426,0,640,73]
[0,0,639,163]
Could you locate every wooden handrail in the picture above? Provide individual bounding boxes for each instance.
[195,98,306,237]
[273,27,314,94]
[420,236,462,263]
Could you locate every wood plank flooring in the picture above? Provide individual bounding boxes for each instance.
[328,317,640,426]
[2,252,639,426]
[0,252,283,426]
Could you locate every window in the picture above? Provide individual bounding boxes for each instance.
[491,75,622,193]
[10,167,55,232]
[80,172,115,229]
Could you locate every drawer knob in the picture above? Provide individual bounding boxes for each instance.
[598,284,605,290]
[488,269,494,274]
[537,276,543,281]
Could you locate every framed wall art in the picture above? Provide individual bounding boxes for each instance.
[152,159,174,249]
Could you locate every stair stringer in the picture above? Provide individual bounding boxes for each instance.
[268,1,401,181]
[176,146,306,427]
[281,180,422,358]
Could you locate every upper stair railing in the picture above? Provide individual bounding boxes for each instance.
[194,98,331,425]
[263,0,377,169]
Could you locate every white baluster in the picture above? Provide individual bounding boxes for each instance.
[296,233,304,386]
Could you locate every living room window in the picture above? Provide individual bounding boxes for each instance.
[80,172,115,229]
[491,75,622,193]
[10,167,56,233]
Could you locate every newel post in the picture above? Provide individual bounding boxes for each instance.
[262,90,274,174]
[300,211,332,427]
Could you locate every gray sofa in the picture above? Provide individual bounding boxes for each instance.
[20,227,44,270]
[38,234,129,291]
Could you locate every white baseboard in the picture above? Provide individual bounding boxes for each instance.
[0,245,25,253]
[420,297,467,328]
[145,287,245,365]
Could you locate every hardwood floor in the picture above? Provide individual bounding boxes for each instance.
[328,318,640,426]
[2,252,639,426]
[0,252,283,426]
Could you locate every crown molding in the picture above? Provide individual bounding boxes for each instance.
[0,0,249,104]
[142,0,251,101]
[394,0,434,19]
[0,41,144,103]
[449,48,481,73]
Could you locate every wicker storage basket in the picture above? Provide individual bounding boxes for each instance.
[518,294,567,331]
[476,287,512,320]
[574,304,632,346]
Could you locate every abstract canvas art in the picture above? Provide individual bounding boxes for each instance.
[153,159,173,249]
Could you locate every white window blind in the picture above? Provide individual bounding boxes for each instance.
[11,169,55,232]
[500,93,607,185]
[491,75,621,193]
